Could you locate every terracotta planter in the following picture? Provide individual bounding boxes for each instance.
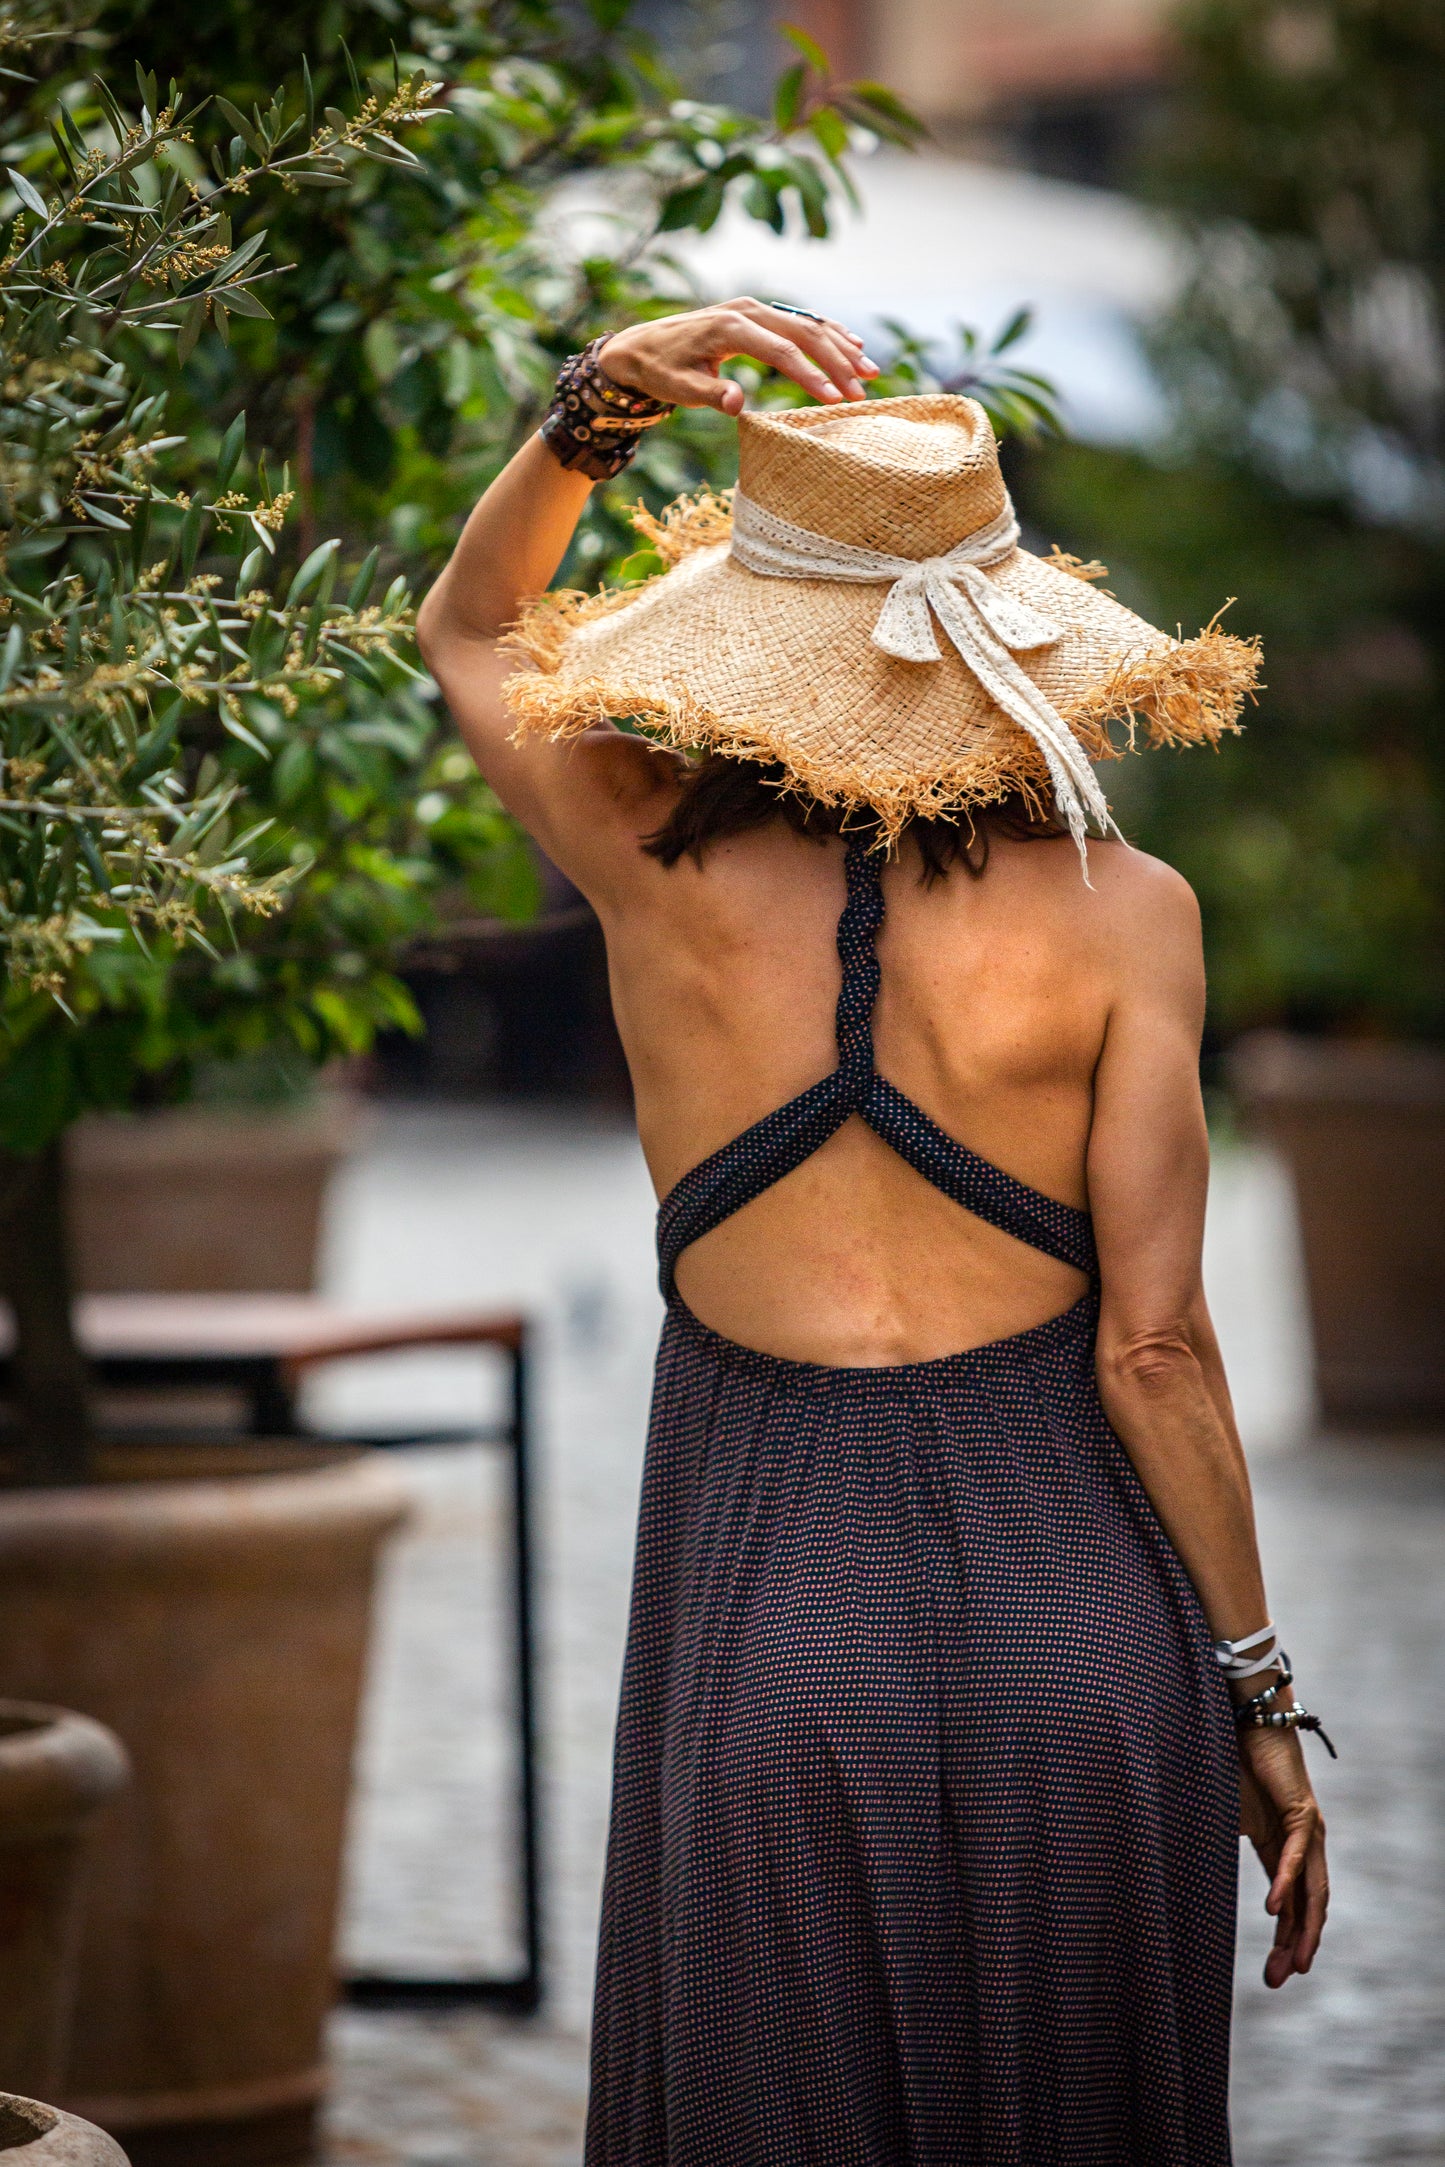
[0,1709,129,2100]
[0,2095,129,2164]
[1228,1031,1445,1427]
[0,1446,409,2166]
[65,1099,365,1295]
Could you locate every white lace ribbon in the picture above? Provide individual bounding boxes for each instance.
[730,488,1115,862]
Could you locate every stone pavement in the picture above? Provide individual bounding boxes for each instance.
[312,1105,1444,2166]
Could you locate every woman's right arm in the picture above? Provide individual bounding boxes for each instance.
[1086,851,1329,1988]
[416,300,876,891]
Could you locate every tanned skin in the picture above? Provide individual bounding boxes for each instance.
[417,297,1328,1986]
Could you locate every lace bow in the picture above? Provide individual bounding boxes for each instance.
[729,489,1114,863]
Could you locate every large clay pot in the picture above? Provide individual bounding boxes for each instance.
[0,1709,129,2099]
[0,1446,408,2167]
[1228,1031,1445,1427]
[65,1098,365,1296]
[0,2095,129,2164]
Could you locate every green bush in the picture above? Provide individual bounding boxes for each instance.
[1021,0,1444,1041]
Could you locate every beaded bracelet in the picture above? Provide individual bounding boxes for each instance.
[539,336,673,481]
[1234,1664,1338,1758]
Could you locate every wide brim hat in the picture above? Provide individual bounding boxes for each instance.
[503,394,1259,844]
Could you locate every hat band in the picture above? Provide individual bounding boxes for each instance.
[730,488,1115,864]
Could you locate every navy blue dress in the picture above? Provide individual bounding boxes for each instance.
[587,839,1238,2166]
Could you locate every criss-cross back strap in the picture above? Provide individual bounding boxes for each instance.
[656,838,1098,1299]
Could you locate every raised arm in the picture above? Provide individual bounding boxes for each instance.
[1087,857,1328,1987]
[415,300,876,897]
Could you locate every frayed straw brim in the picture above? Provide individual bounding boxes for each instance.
[502,485,1259,841]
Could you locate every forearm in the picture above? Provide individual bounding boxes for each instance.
[417,432,592,655]
[1096,1302,1272,1654]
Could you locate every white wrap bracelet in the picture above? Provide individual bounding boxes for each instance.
[1213,1622,1285,1681]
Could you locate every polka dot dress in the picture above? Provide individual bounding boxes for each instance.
[589,840,1239,2167]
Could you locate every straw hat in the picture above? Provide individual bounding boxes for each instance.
[504,394,1259,847]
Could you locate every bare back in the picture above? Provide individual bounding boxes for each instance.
[592,807,1148,1366]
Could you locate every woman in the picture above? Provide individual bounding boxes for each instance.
[418,300,1331,2166]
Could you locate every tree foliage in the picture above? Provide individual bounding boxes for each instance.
[43,0,928,566]
[0,29,456,1151]
[1023,0,1444,1041]
[0,5,940,1156]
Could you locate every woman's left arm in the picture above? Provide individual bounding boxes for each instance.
[1087,853,1329,1986]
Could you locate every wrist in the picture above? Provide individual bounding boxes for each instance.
[540,335,673,482]
[1229,1668,1293,1710]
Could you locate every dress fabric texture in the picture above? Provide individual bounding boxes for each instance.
[587,841,1239,2167]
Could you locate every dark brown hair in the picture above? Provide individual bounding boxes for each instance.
[643,756,1065,881]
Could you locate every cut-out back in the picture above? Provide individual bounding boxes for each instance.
[598,849,1236,2167]
[657,835,1099,1300]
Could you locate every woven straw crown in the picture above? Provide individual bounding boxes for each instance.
[504,394,1260,839]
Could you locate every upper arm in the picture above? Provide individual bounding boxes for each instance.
[413,429,682,901]
[418,609,682,902]
[1086,859,1212,1353]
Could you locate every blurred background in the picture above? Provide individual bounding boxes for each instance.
[0,1,1440,2163]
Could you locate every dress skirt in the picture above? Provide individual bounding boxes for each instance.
[586,1290,1239,2167]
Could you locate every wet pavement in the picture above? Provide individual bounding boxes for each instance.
[313,1105,1444,2166]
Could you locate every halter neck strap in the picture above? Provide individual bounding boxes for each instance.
[654,836,1098,1298]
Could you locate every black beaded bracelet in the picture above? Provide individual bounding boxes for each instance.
[540,336,673,482]
[1234,1666,1337,1758]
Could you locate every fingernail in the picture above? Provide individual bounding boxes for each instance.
[860,356,880,375]
[820,383,841,400]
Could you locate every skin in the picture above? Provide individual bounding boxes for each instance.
[417,297,1329,1987]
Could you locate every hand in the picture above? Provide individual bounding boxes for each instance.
[599,298,879,415]
[1238,1716,1329,1986]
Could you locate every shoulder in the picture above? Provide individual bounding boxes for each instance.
[517,725,688,895]
[1081,838,1200,936]
[1078,839,1204,1005]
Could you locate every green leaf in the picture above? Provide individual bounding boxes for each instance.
[839,81,929,143]
[328,643,386,692]
[236,546,266,593]
[0,622,24,691]
[287,537,340,605]
[346,547,381,610]
[178,499,206,581]
[991,305,1033,354]
[215,410,247,491]
[177,293,207,365]
[303,56,315,139]
[77,496,132,532]
[7,166,48,218]
[77,825,112,894]
[49,119,77,180]
[219,708,270,757]
[772,61,805,131]
[657,176,726,233]
[214,96,265,158]
[744,173,785,233]
[273,736,315,806]
[809,105,849,160]
[221,286,273,320]
[780,23,830,75]
[129,700,183,782]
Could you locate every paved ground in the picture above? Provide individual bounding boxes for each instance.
[311,1105,1444,2166]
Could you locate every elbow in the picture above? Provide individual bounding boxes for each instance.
[1097,1320,1204,1404]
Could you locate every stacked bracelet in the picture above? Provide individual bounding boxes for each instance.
[540,336,673,481]
[1232,1659,1338,1758]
